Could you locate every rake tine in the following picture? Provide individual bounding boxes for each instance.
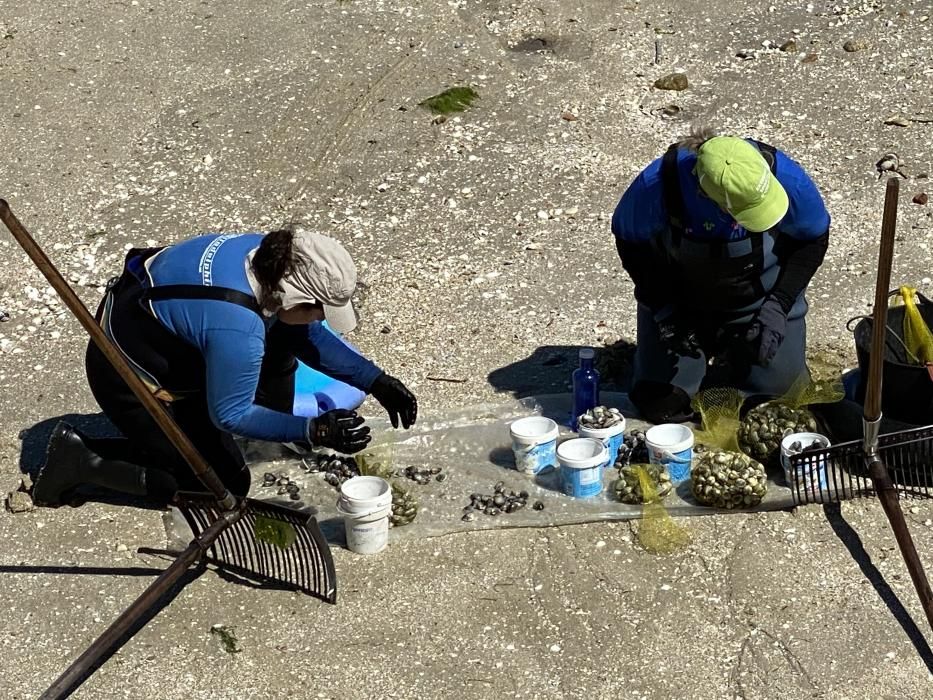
[172,495,337,601]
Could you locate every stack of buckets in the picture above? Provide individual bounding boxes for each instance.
[336,476,393,555]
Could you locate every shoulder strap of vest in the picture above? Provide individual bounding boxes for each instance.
[141,284,262,315]
[660,143,686,242]
[750,140,777,173]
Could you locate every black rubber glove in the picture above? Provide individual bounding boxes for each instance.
[745,297,788,367]
[656,309,702,359]
[370,373,418,429]
[307,409,371,453]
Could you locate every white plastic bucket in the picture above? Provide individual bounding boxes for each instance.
[780,432,830,494]
[336,476,393,555]
[557,437,608,498]
[646,424,694,483]
[510,416,559,475]
[578,417,627,467]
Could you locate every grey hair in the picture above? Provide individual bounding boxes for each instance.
[676,125,718,152]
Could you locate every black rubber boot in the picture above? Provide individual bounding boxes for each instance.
[31,422,170,507]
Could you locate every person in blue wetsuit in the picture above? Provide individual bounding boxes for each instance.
[31,227,417,506]
[612,128,830,423]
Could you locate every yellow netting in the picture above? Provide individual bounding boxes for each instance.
[691,387,744,452]
[773,374,845,409]
[897,286,933,365]
[357,437,396,479]
[635,465,691,554]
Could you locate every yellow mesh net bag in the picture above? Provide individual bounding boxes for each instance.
[897,286,933,365]
[629,465,691,554]
[737,375,843,465]
[692,388,768,509]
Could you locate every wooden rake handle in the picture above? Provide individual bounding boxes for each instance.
[0,199,236,510]
[863,179,933,632]
[864,178,899,424]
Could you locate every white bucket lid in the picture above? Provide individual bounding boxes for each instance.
[510,416,559,441]
[557,437,608,468]
[340,476,391,504]
[646,423,694,452]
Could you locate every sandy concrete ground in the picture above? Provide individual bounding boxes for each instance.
[1,0,933,697]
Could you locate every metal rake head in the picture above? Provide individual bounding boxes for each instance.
[174,493,337,603]
[788,426,933,505]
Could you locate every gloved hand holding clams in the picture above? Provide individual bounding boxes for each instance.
[655,307,702,359]
[308,409,371,454]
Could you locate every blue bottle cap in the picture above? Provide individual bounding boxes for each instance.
[579,348,595,360]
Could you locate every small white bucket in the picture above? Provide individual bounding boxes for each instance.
[557,437,609,498]
[510,416,559,475]
[781,432,830,494]
[646,424,694,483]
[336,476,393,555]
[578,417,627,466]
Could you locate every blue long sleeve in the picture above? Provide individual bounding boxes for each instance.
[201,325,310,443]
[145,232,384,442]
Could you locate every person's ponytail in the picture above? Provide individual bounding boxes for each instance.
[252,228,295,310]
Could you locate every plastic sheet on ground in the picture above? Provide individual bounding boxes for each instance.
[177,393,799,545]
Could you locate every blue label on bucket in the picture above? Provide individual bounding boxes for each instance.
[651,446,693,483]
[607,432,624,466]
[561,462,605,498]
[790,461,827,494]
[513,438,557,475]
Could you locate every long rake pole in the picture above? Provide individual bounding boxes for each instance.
[40,511,241,699]
[0,199,235,509]
[0,200,244,697]
[864,178,933,631]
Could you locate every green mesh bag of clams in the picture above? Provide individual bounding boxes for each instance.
[691,388,768,509]
[737,376,843,466]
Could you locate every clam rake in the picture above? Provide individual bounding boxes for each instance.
[0,200,336,700]
[788,178,933,631]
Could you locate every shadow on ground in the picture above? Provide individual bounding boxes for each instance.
[486,339,636,399]
[823,502,933,673]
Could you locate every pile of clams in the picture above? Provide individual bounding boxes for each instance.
[691,446,767,509]
[738,402,818,464]
[389,482,418,527]
[461,481,544,521]
[578,406,625,429]
[614,464,673,504]
[615,429,649,467]
[301,453,360,486]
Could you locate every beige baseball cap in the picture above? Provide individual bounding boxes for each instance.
[278,230,358,333]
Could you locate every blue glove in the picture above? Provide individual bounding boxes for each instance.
[745,298,788,367]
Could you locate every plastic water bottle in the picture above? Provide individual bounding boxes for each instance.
[572,347,600,429]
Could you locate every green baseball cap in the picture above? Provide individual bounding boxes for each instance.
[695,136,789,232]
